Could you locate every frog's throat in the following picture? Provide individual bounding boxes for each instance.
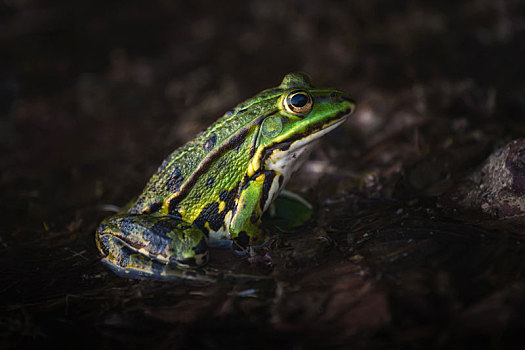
[246,109,351,177]
[255,110,350,172]
[258,114,350,212]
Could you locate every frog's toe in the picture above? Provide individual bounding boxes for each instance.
[173,251,209,267]
[169,236,209,267]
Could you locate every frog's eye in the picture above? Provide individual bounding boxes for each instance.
[283,90,313,116]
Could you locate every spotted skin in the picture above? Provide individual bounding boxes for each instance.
[96,72,356,280]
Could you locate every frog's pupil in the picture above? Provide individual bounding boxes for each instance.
[290,93,308,108]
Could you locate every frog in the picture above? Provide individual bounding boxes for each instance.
[95,72,356,280]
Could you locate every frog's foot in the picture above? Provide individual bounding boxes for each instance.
[96,214,210,280]
[264,190,313,230]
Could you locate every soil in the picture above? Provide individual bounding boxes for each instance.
[1,1,524,349]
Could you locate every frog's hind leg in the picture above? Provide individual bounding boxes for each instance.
[98,234,171,279]
[98,235,215,281]
[96,214,211,280]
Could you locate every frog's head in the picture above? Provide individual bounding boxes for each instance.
[248,72,356,210]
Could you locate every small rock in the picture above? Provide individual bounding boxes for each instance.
[441,139,525,233]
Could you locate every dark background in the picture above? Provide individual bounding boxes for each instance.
[1,0,524,349]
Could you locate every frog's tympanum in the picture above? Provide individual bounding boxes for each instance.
[96,73,356,280]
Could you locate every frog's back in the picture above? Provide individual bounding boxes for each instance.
[129,87,283,216]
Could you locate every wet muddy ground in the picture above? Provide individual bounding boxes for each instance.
[1,1,524,349]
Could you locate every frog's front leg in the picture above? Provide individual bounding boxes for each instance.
[229,173,270,248]
[96,214,209,279]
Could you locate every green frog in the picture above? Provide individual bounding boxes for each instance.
[96,72,356,280]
